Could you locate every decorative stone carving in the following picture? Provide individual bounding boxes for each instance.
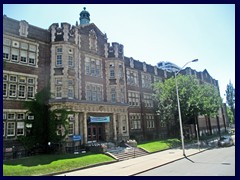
[63,24,69,41]
[51,25,56,42]
[130,58,134,68]
[104,43,108,58]
[19,20,29,37]
[143,62,147,72]
[114,44,119,58]
[89,29,97,52]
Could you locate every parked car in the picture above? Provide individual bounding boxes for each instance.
[218,136,234,147]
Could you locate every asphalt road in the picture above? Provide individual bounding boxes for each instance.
[136,145,235,176]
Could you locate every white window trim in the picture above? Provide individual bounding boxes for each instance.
[7,122,15,137]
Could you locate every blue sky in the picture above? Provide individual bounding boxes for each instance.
[3,4,235,102]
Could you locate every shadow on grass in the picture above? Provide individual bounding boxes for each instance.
[3,152,96,167]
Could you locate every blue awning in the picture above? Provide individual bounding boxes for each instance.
[90,116,110,123]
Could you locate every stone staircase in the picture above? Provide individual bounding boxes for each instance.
[107,146,149,161]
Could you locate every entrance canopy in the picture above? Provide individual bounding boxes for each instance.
[90,116,110,123]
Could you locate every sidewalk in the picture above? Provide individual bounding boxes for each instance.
[55,145,209,176]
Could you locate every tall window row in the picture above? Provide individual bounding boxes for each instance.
[3,37,38,67]
[86,83,103,102]
[129,113,141,130]
[55,77,75,99]
[128,91,140,106]
[85,57,102,77]
[3,72,37,100]
[3,111,33,137]
[55,47,74,68]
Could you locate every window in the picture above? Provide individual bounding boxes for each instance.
[21,42,28,50]
[3,72,36,100]
[57,47,62,53]
[29,44,37,52]
[143,93,153,108]
[7,113,15,120]
[7,122,15,136]
[128,91,140,106]
[130,113,141,130]
[18,85,26,98]
[20,50,27,63]
[29,52,35,65]
[11,48,19,62]
[56,86,62,98]
[127,69,139,86]
[19,76,26,83]
[17,113,25,120]
[3,74,8,81]
[3,46,10,60]
[68,86,74,99]
[9,75,17,82]
[109,65,115,79]
[68,56,74,67]
[85,57,102,77]
[9,84,17,97]
[68,122,74,135]
[86,83,103,102]
[27,86,34,98]
[141,73,152,89]
[28,78,34,84]
[146,114,155,128]
[3,83,7,97]
[17,122,24,135]
[111,88,116,103]
[56,47,63,67]
[68,81,74,100]
[118,64,124,78]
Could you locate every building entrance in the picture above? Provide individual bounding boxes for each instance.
[87,124,104,142]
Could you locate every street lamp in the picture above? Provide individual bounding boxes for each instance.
[175,59,198,156]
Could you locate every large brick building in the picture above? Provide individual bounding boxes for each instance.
[3,8,227,149]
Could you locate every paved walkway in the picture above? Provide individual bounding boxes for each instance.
[56,145,209,176]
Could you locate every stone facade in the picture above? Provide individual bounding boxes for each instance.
[3,9,227,148]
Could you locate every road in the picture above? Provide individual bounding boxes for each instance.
[136,145,235,176]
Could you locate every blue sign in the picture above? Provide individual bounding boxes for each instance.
[90,116,110,123]
[73,135,81,141]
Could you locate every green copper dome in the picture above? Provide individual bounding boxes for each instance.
[79,7,90,25]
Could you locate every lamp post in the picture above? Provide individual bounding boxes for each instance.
[175,59,198,156]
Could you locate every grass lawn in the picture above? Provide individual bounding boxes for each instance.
[3,152,115,176]
[137,138,181,153]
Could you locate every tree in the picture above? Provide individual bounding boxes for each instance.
[154,75,222,137]
[225,81,235,123]
[19,85,74,153]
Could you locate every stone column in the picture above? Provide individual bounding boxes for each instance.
[83,112,88,144]
[125,113,129,137]
[74,113,79,135]
[113,113,117,142]
[118,114,123,138]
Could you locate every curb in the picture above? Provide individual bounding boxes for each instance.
[130,146,212,176]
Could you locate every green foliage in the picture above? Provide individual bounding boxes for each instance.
[154,75,222,127]
[18,85,75,152]
[226,106,234,124]
[138,138,180,153]
[225,81,235,122]
[3,153,114,176]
